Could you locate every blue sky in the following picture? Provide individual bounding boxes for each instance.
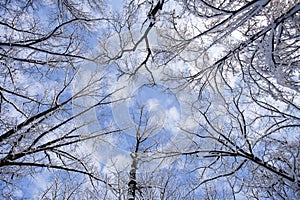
[1,0,299,199]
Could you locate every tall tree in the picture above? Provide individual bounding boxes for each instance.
[0,0,121,198]
[1,0,299,199]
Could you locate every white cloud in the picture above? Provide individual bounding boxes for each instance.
[13,188,23,198]
[146,98,160,111]
[29,171,52,198]
[167,106,180,121]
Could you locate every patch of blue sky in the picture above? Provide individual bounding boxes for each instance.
[107,0,123,11]
[1,171,40,199]
[129,84,180,123]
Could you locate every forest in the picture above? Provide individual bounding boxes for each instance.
[0,0,299,199]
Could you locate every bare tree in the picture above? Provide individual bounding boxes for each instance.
[146,0,300,199]
[109,103,192,200]
[99,0,300,199]
[1,0,299,199]
[0,1,122,198]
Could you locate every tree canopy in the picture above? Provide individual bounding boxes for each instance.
[0,0,299,199]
